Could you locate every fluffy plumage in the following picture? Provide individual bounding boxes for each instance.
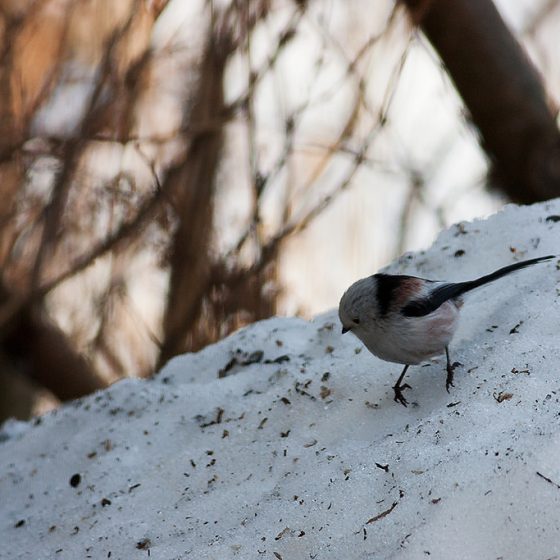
[339,255,554,406]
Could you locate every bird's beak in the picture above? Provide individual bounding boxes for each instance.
[341,326,349,334]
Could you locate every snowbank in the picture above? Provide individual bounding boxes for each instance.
[2,200,560,560]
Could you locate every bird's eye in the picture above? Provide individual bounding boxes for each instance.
[352,317,360,325]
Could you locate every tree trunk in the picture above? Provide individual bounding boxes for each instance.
[0,299,105,402]
[402,0,560,203]
[158,33,228,366]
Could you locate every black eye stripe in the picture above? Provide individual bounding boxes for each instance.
[353,318,360,324]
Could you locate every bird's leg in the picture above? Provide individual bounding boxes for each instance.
[445,347,462,393]
[393,364,411,407]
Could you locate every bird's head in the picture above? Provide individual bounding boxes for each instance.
[338,276,378,335]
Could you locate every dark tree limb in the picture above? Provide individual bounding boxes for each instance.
[401,0,560,203]
[4,307,105,401]
[157,2,277,368]
[157,31,229,367]
[0,284,105,401]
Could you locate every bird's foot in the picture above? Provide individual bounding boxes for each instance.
[445,361,462,393]
[393,383,412,407]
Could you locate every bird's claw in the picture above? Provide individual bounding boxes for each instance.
[393,383,411,407]
[445,361,462,393]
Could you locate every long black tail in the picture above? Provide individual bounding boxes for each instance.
[402,255,555,317]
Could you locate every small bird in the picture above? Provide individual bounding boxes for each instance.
[338,255,554,406]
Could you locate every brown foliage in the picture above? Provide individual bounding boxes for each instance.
[0,0,325,419]
[0,0,558,421]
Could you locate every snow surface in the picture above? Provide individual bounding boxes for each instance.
[2,200,560,560]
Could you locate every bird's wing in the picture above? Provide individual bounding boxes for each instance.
[401,255,554,317]
[401,283,465,317]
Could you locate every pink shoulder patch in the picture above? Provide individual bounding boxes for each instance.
[394,278,424,307]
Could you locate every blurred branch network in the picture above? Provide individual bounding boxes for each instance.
[0,0,559,419]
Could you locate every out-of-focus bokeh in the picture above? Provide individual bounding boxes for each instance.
[0,0,559,420]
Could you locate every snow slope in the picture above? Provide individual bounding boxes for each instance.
[2,200,560,560]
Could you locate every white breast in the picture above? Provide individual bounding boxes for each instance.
[356,301,461,365]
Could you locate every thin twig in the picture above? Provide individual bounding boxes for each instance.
[366,501,398,524]
[536,471,560,490]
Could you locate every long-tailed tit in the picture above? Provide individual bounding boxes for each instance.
[339,255,554,406]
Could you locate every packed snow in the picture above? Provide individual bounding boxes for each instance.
[2,200,560,559]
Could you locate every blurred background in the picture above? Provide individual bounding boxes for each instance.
[1,0,559,420]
